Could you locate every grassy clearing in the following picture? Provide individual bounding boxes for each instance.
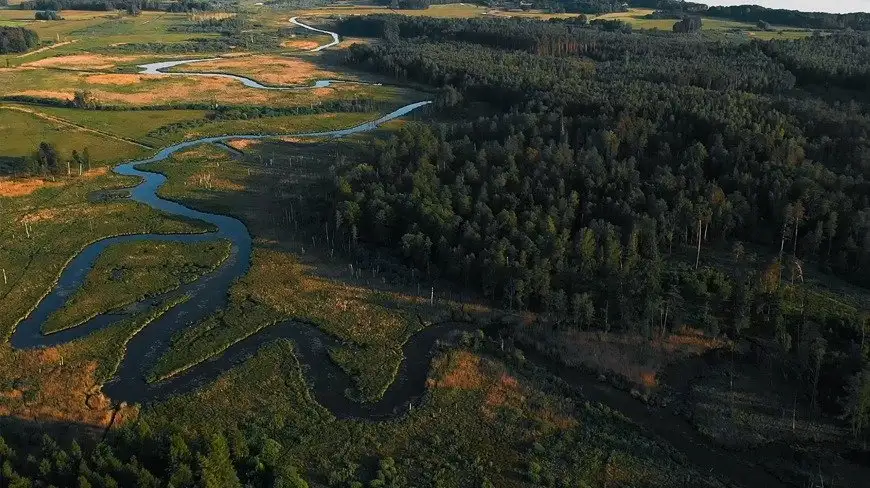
[0,170,212,340]
[0,63,410,108]
[169,54,348,85]
[0,107,150,164]
[594,8,812,38]
[0,296,189,430]
[42,240,231,334]
[30,105,209,147]
[140,144,422,401]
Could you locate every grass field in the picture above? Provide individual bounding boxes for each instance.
[138,143,430,401]
[0,106,151,164]
[594,8,812,38]
[0,170,212,340]
[42,240,231,334]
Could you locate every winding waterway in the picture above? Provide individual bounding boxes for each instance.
[8,19,454,420]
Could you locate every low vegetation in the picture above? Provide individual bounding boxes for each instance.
[42,240,231,334]
[0,169,212,339]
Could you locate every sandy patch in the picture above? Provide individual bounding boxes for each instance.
[84,73,145,85]
[24,54,138,71]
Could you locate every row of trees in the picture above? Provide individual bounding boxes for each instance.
[0,142,91,176]
[335,14,870,434]
[17,0,217,12]
[0,421,308,487]
[0,27,38,54]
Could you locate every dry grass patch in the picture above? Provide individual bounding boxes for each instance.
[225,139,260,151]
[10,89,74,101]
[0,345,138,429]
[172,55,333,85]
[84,73,145,85]
[0,168,108,198]
[24,54,138,71]
[0,178,62,198]
[281,39,321,50]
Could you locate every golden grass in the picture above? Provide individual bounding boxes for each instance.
[0,178,62,197]
[23,54,139,71]
[280,39,321,50]
[0,168,108,198]
[433,350,485,389]
[10,89,74,101]
[225,139,260,151]
[84,73,145,85]
[172,55,332,85]
[0,344,138,429]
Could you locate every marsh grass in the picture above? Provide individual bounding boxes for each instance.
[42,240,231,334]
[0,170,212,339]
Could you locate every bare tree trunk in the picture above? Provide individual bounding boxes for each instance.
[695,218,702,269]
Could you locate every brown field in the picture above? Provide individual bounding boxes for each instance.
[84,73,146,85]
[0,345,138,430]
[172,55,335,85]
[23,54,140,71]
[0,178,62,198]
[281,39,321,50]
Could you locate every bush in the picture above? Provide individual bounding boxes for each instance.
[0,27,39,54]
[35,10,63,20]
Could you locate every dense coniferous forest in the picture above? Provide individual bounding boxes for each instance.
[0,423,308,487]
[332,14,870,442]
[0,27,39,54]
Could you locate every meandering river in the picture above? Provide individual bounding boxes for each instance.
[9,20,451,420]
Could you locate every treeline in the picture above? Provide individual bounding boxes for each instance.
[0,27,39,54]
[0,421,308,487]
[336,15,796,93]
[706,4,870,31]
[17,0,220,12]
[0,142,91,176]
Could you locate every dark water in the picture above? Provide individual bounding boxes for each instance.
[7,100,462,420]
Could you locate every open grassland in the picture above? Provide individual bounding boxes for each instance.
[0,170,212,340]
[30,105,209,147]
[595,8,812,38]
[0,106,151,164]
[144,341,724,487]
[42,240,231,334]
[140,144,431,401]
[0,11,221,65]
[169,54,352,85]
[0,64,411,107]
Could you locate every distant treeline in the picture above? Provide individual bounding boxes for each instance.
[632,1,870,30]
[18,0,220,12]
[0,26,39,54]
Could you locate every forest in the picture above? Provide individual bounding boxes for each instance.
[0,27,38,54]
[0,422,308,487]
[332,14,870,443]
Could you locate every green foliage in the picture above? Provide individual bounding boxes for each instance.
[0,27,39,54]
